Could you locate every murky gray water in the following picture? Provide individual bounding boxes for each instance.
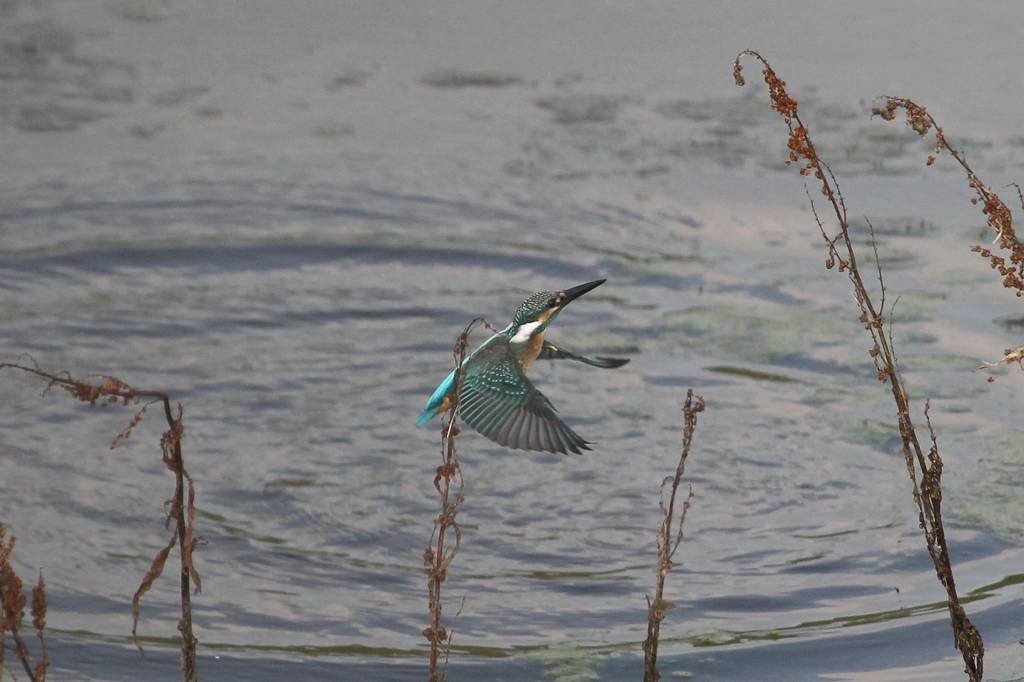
[3,1,1024,680]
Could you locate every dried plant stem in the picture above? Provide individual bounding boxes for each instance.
[0,362,201,682]
[32,571,48,679]
[423,320,480,682]
[8,624,39,682]
[873,97,1024,367]
[1,523,48,682]
[643,389,704,682]
[163,397,198,682]
[734,50,984,682]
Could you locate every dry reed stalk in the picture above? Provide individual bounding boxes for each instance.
[423,319,481,682]
[0,523,49,682]
[642,389,704,682]
[873,97,1024,369]
[0,361,201,682]
[733,50,984,682]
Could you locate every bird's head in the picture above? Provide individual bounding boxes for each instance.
[509,279,605,341]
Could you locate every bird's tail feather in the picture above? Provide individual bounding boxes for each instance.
[416,369,456,427]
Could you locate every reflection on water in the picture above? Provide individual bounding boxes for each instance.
[3,1,1024,680]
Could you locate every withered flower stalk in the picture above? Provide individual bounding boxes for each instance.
[873,96,1024,368]
[0,522,48,682]
[734,50,984,682]
[643,389,704,682]
[423,320,481,682]
[0,362,201,682]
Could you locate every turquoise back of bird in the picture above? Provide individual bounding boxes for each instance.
[416,369,456,427]
[416,331,514,427]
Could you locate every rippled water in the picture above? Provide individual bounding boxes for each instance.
[3,2,1024,680]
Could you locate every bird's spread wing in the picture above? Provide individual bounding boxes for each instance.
[538,341,630,369]
[458,343,590,455]
[416,332,505,427]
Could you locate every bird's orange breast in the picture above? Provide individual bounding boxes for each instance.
[519,330,545,373]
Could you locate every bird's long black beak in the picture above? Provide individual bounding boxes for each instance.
[560,278,606,305]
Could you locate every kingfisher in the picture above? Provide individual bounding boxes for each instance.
[416,279,628,455]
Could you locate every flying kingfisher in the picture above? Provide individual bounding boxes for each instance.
[416,279,628,455]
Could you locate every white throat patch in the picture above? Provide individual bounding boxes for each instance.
[510,321,542,344]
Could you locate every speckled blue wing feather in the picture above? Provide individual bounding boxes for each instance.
[415,332,505,427]
[458,341,590,455]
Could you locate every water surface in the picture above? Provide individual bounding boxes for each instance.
[2,1,1024,680]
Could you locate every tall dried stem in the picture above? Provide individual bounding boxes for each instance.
[734,50,984,682]
[642,389,704,682]
[0,362,201,681]
[423,319,480,682]
[873,96,1024,368]
[0,523,49,682]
